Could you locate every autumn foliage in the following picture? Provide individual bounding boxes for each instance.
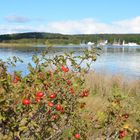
[0,48,139,139]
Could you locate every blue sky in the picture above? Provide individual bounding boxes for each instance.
[0,0,140,34]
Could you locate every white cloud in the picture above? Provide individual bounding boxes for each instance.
[0,25,34,34]
[5,15,30,23]
[1,16,140,34]
[113,16,140,33]
[46,18,110,34]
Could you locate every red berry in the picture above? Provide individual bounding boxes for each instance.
[67,80,71,85]
[61,65,65,71]
[48,101,54,107]
[35,97,41,102]
[49,93,56,99]
[61,65,69,73]
[22,99,30,105]
[52,115,58,120]
[70,87,75,94]
[13,78,18,83]
[15,75,20,81]
[80,90,89,97]
[45,85,48,90]
[36,91,44,97]
[56,104,62,111]
[13,76,20,83]
[65,68,69,72]
[60,108,64,114]
[123,113,129,119]
[84,92,89,97]
[79,93,84,97]
[48,71,53,77]
[48,110,52,114]
[75,133,80,139]
[119,130,127,139]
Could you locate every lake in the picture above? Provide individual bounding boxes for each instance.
[0,45,140,80]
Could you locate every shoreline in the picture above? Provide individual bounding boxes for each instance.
[0,43,78,48]
[0,43,46,47]
[0,42,140,48]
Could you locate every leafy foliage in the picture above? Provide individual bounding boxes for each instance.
[0,47,140,139]
[0,47,98,139]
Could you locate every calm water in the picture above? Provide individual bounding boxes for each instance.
[0,45,140,80]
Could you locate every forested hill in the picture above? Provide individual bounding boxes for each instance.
[0,32,140,45]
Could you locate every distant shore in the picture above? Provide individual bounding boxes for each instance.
[0,43,76,48]
[0,43,46,47]
[1,32,140,48]
[0,42,140,48]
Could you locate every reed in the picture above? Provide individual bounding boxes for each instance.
[84,71,140,117]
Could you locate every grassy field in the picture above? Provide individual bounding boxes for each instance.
[82,72,140,139]
[0,42,41,47]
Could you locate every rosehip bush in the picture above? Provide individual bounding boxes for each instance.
[91,86,140,140]
[0,48,98,139]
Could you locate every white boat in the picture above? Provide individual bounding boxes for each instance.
[112,39,121,46]
[87,41,95,45]
[99,40,108,46]
[112,43,121,46]
[80,41,94,46]
[122,40,139,46]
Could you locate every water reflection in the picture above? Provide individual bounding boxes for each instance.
[0,45,140,80]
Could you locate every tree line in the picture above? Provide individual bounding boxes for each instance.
[0,32,140,45]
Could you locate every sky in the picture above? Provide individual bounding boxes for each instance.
[0,0,140,34]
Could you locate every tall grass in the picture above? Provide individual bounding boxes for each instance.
[80,72,140,139]
[84,72,140,108]
[83,72,140,125]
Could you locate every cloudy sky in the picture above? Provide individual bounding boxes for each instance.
[0,0,140,34]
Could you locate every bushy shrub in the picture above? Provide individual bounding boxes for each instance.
[0,47,139,140]
[0,48,98,140]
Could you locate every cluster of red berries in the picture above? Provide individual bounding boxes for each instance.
[61,65,69,73]
[49,93,63,112]
[80,90,89,97]
[21,67,87,139]
[22,90,64,110]
[36,91,44,102]
[22,91,44,105]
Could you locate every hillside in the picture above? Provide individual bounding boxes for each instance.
[0,32,140,45]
